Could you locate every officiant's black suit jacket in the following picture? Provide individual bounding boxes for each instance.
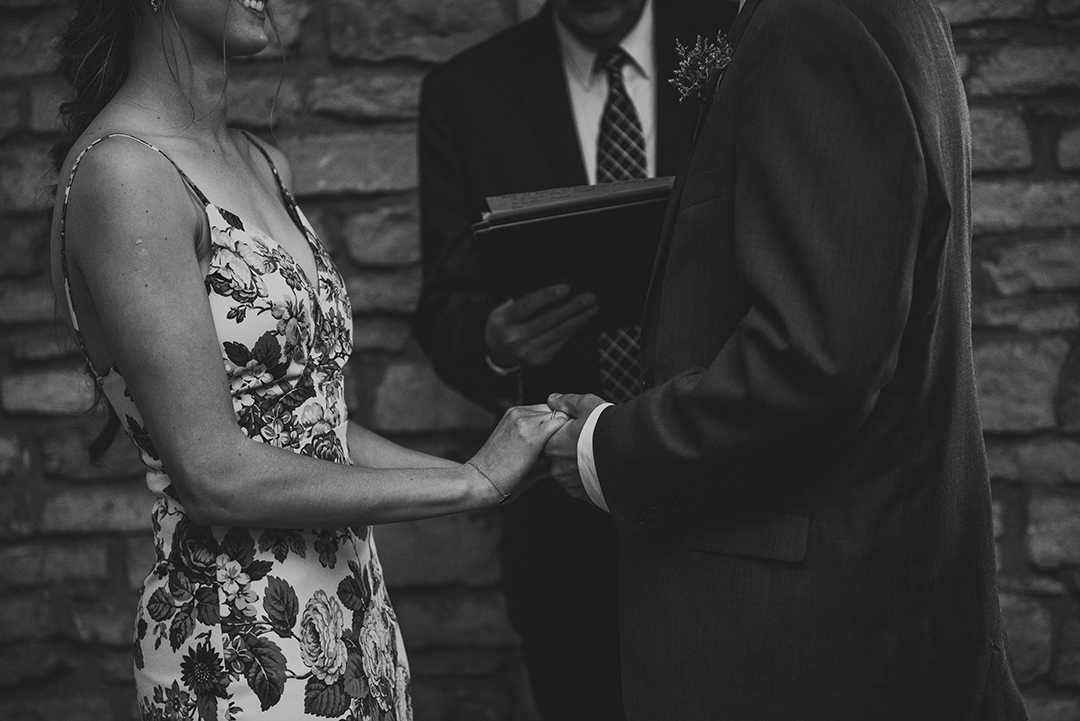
[590,0,1028,718]
[414,2,736,719]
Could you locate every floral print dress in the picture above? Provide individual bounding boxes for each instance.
[59,133,411,721]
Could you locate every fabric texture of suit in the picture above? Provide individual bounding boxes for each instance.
[414,2,735,718]
[590,0,1028,718]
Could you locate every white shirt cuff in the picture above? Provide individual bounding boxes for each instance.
[577,403,614,512]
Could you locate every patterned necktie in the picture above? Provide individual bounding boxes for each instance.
[595,47,645,403]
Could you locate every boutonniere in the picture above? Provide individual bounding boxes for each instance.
[669,31,734,105]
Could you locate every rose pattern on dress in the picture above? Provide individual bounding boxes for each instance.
[299,590,349,684]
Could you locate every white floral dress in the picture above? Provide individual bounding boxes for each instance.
[60,133,412,721]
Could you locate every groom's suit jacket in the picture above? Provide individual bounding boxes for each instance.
[590,0,1028,717]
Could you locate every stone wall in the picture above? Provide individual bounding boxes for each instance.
[0,0,1077,718]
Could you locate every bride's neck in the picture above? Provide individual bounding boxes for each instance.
[120,28,231,144]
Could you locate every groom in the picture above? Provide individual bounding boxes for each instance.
[546,0,1028,717]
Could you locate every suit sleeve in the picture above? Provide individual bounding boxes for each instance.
[593,2,930,530]
[413,74,513,412]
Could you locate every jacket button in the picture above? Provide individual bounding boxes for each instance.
[641,371,654,389]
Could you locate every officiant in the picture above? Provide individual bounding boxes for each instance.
[413,0,739,717]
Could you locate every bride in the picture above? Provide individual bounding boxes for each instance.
[48,0,567,718]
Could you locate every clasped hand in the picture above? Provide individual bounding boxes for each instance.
[542,392,607,503]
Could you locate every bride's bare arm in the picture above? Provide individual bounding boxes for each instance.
[347,422,459,470]
[58,140,564,529]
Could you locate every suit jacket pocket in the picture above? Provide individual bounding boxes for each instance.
[678,167,720,211]
[670,506,811,563]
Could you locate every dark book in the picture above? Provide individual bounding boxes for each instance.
[473,176,674,327]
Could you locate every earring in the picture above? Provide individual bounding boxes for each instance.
[150,0,161,12]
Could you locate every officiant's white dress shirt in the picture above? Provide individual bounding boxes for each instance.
[555,0,657,184]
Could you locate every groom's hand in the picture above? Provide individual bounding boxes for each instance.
[544,393,606,502]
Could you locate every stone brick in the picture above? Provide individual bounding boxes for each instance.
[125,535,157,592]
[972,181,1080,234]
[1059,344,1080,434]
[1056,616,1080,686]
[39,483,151,534]
[999,593,1052,683]
[6,326,80,361]
[1061,126,1080,171]
[968,45,1080,97]
[27,76,68,133]
[973,337,1069,433]
[0,144,55,212]
[0,280,57,323]
[0,434,29,480]
[980,236,1080,296]
[0,216,50,277]
[226,75,301,129]
[0,541,109,588]
[0,593,67,643]
[970,106,1033,171]
[279,131,416,197]
[0,487,38,539]
[955,53,970,78]
[1028,495,1080,569]
[393,590,516,649]
[1048,0,1080,16]
[40,423,146,481]
[343,199,420,267]
[972,297,1080,332]
[986,440,1080,483]
[352,315,412,352]
[299,204,336,253]
[938,0,1035,25]
[0,640,66,686]
[372,360,494,433]
[377,511,501,587]
[0,695,115,721]
[0,12,66,79]
[327,0,513,63]
[1025,697,1080,721]
[309,69,423,120]
[72,605,133,647]
[0,88,22,139]
[347,268,422,313]
[409,679,509,721]
[1,368,94,416]
[407,648,506,677]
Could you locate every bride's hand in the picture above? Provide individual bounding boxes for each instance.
[467,404,570,504]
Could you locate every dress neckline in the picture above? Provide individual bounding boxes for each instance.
[206,200,324,294]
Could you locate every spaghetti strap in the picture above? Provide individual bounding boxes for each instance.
[58,133,210,371]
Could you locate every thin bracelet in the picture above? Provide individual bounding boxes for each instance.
[467,460,510,504]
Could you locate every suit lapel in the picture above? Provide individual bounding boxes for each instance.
[511,3,589,187]
[640,0,765,330]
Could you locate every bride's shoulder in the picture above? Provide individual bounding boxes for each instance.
[57,129,202,256]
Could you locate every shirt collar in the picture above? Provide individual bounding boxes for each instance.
[555,0,655,91]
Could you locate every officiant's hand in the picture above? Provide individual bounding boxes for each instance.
[486,284,598,368]
[543,392,606,503]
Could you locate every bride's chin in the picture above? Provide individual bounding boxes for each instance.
[225,31,270,58]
